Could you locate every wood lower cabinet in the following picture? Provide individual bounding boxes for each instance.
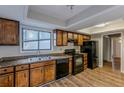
[44,65,55,83]
[83,53,88,70]
[0,73,14,87]
[30,67,44,87]
[15,70,29,87]
[69,58,72,75]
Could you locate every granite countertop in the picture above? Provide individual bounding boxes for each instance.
[0,55,72,68]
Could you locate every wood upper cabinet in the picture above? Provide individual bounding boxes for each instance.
[0,19,3,44]
[74,34,78,41]
[63,31,68,46]
[68,32,73,40]
[56,30,63,46]
[30,67,44,87]
[54,29,90,46]
[0,18,19,45]
[15,70,29,87]
[78,34,83,45]
[83,35,90,41]
[0,73,14,87]
[44,65,55,83]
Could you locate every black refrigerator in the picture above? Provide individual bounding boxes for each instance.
[80,41,98,69]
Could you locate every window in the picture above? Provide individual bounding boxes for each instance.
[53,31,56,46]
[22,28,51,51]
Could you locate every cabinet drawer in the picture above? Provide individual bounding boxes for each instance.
[30,62,44,69]
[0,67,14,74]
[44,61,55,66]
[16,64,29,71]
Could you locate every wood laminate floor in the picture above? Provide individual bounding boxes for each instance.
[42,66,124,87]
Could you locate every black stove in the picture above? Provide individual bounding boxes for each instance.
[64,49,83,75]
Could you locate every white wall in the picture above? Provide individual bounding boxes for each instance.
[91,31,124,73]
[0,43,79,58]
[112,37,121,58]
[91,34,103,67]
[103,37,111,62]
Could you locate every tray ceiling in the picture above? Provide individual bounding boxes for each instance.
[1,5,124,34]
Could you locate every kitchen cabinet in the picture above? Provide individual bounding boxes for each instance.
[0,18,19,45]
[54,29,90,46]
[83,53,88,70]
[78,34,83,45]
[63,31,68,46]
[68,32,73,41]
[15,64,29,87]
[15,70,29,87]
[0,73,14,87]
[0,20,3,44]
[56,30,63,46]
[44,65,55,83]
[30,67,44,87]
[83,35,90,41]
[69,57,72,75]
[73,33,78,45]
[74,34,78,41]
[30,61,55,86]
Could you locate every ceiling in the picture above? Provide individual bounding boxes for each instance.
[29,5,91,21]
[1,5,124,34]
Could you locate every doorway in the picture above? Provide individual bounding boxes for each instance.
[103,33,121,71]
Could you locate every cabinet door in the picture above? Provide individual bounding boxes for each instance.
[0,19,3,44]
[69,58,72,74]
[3,20,19,45]
[74,34,78,41]
[68,32,73,40]
[78,34,83,45]
[30,67,44,87]
[56,30,63,46]
[44,65,55,83]
[15,70,29,87]
[63,31,68,46]
[0,73,14,87]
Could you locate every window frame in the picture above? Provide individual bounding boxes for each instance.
[22,27,52,51]
[53,31,57,46]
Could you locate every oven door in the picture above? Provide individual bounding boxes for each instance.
[72,55,83,75]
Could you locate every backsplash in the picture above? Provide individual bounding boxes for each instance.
[53,43,80,53]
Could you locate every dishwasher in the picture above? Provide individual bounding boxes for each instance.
[56,58,69,79]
